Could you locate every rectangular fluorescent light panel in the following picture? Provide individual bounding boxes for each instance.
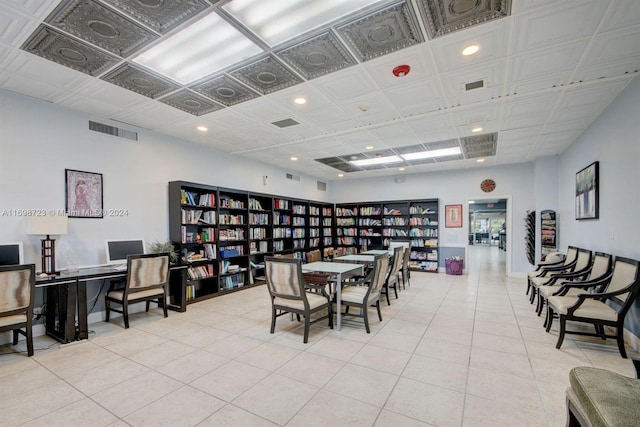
[223,0,385,47]
[133,12,263,84]
[401,147,462,161]
[349,155,403,167]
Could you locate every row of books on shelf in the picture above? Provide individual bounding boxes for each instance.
[410,250,438,261]
[409,228,438,237]
[249,213,270,225]
[274,214,291,225]
[187,264,215,280]
[250,228,268,240]
[219,228,245,241]
[274,199,289,210]
[309,218,320,226]
[384,218,406,226]
[292,217,305,226]
[221,260,245,274]
[293,240,306,249]
[221,273,245,290]
[409,206,435,214]
[292,229,305,238]
[360,229,381,236]
[410,261,438,272]
[359,218,382,226]
[337,228,357,236]
[336,207,357,216]
[250,241,269,254]
[220,245,244,258]
[309,206,320,215]
[360,207,382,216]
[323,208,333,216]
[412,238,438,247]
[337,218,356,226]
[337,237,356,245]
[323,218,332,226]
[409,218,437,226]
[384,208,403,215]
[249,198,265,211]
[384,229,408,237]
[323,228,332,236]
[309,229,320,237]
[181,190,216,207]
[273,228,292,238]
[292,205,306,215]
[219,214,244,225]
[220,197,245,209]
[182,209,216,225]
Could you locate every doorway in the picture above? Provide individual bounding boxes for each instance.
[466,198,509,275]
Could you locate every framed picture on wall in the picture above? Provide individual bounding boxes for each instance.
[65,169,103,218]
[445,204,463,228]
[575,161,599,220]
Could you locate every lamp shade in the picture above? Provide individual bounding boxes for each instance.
[27,214,68,236]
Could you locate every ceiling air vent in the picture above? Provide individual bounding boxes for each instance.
[317,181,327,191]
[272,118,300,128]
[286,173,300,181]
[465,80,484,91]
[89,121,138,141]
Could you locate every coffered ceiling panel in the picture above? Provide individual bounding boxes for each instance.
[2,0,639,180]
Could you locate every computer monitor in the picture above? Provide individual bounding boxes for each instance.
[105,239,145,265]
[0,242,24,266]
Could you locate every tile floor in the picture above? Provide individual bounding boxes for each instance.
[1,246,637,426]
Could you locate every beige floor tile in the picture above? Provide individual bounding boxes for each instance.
[402,354,468,392]
[414,337,471,365]
[34,341,121,378]
[232,373,318,425]
[306,335,365,361]
[190,359,269,402]
[0,364,60,400]
[198,404,278,426]
[472,331,528,356]
[367,331,421,354]
[124,385,225,426]
[288,389,381,426]
[202,334,264,359]
[20,397,118,427]
[473,317,522,339]
[350,343,412,375]
[324,363,399,408]
[385,377,465,426]
[380,318,428,337]
[97,329,168,357]
[128,339,197,369]
[236,341,301,371]
[65,357,149,396]
[469,347,535,380]
[155,349,229,383]
[466,367,544,411]
[173,325,231,348]
[91,370,182,418]
[373,410,431,426]
[275,351,346,387]
[462,394,549,427]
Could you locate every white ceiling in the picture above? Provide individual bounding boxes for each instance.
[1,0,639,181]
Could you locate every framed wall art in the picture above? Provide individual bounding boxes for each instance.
[575,161,599,220]
[445,204,463,228]
[65,169,103,218]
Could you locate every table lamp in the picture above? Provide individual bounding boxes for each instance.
[27,213,68,275]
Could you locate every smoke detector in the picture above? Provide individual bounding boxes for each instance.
[392,65,411,77]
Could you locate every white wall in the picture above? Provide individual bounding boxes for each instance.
[331,164,536,274]
[533,156,560,261]
[0,89,331,268]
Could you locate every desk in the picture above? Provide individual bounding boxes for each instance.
[362,250,389,255]
[36,266,126,343]
[334,254,376,264]
[301,261,363,331]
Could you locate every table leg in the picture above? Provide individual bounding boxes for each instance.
[336,272,342,331]
[65,283,77,342]
[76,280,88,340]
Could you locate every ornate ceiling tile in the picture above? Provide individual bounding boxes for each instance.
[45,0,158,57]
[276,31,357,80]
[191,74,260,106]
[159,89,224,116]
[229,55,303,95]
[336,0,424,62]
[417,0,512,39]
[460,132,498,158]
[102,0,213,34]
[21,24,121,76]
[101,62,180,98]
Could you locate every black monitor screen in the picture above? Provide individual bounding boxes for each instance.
[106,240,145,264]
[0,243,23,266]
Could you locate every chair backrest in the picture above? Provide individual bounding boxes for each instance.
[265,256,305,299]
[588,252,613,282]
[391,246,403,274]
[306,249,321,263]
[370,255,390,295]
[563,246,579,267]
[126,254,169,294]
[0,264,35,316]
[402,246,411,272]
[605,257,640,311]
[573,249,593,273]
[541,251,566,265]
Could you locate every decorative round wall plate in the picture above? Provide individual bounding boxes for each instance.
[481,179,496,193]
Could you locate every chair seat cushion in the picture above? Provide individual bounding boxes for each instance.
[341,285,369,303]
[569,366,640,427]
[274,292,328,311]
[548,296,618,321]
[531,274,561,288]
[539,285,583,298]
[107,288,164,302]
[0,314,27,328]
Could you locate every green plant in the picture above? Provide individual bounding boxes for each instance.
[148,240,178,263]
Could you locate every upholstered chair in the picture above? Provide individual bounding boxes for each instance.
[0,264,36,356]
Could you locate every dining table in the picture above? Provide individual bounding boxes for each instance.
[301,261,363,330]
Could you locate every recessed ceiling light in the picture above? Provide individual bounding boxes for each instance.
[349,156,403,166]
[294,97,306,105]
[196,125,208,132]
[476,158,486,163]
[338,173,344,178]
[365,145,374,150]
[399,167,405,171]
[472,126,483,133]
[290,156,298,161]
[462,44,479,56]
[401,147,462,161]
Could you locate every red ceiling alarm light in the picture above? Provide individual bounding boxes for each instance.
[392,65,411,77]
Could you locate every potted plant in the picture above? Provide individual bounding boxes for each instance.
[147,240,179,263]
